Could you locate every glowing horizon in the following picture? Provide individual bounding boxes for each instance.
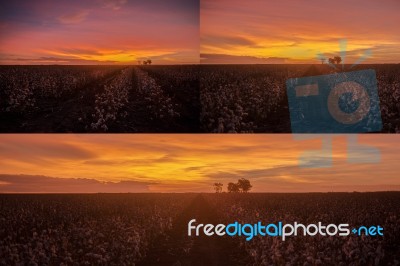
[0,0,199,65]
[0,135,399,193]
[201,0,400,64]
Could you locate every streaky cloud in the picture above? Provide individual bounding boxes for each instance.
[58,10,89,24]
[201,54,289,64]
[0,174,153,193]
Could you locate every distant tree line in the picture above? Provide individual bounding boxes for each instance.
[213,178,252,193]
[327,56,342,65]
[137,59,152,65]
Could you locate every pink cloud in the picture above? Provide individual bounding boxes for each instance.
[58,10,89,24]
[102,0,127,10]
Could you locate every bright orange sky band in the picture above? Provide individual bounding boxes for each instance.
[201,0,400,64]
[0,135,399,193]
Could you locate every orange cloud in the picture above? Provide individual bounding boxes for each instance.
[0,174,152,193]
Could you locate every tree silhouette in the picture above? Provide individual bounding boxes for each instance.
[227,182,240,193]
[213,182,223,193]
[226,179,252,193]
[328,56,342,65]
[334,56,342,65]
[237,178,252,193]
[142,59,152,65]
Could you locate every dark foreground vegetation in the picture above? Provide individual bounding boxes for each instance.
[0,65,200,132]
[200,64,400,133]
[1,64,399,133]
[0,192,399,265]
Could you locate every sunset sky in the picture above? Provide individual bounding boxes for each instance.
[0,135,399,193]
[0,0,199,64]
[201,0,400,64]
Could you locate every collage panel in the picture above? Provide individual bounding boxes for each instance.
[0,134,399,264]
[0,0,200,133]
[200,0,400,133]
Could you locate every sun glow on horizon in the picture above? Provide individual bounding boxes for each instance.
[0,0,199,65]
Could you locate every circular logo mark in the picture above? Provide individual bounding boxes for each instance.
[327,81,370,124]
